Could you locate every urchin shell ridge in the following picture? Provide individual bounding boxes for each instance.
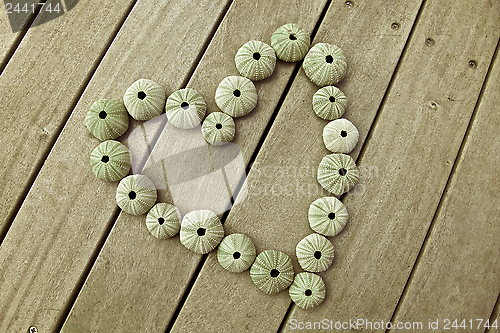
[323,118,359,153]
[308,196,348,236]
[123,79,166,121]
[303,43,347,86]
[165,88,206,129]
[217,233,256,273]
[180,210,224,254]
[317,153,359,196]
[250,249,294,294]
[85,99,129,141]
[235,40,276,81]
[145,203,181,239]
[90,140,131,182]
[271,23,310,62]
[312,86,347,120]
[201,112,235,146]
[116,175,157,215]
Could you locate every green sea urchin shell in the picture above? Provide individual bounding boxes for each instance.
[145,203,181,239]
[85,99,129,141]
[303,43,347,86]
[317,153,359,195]
[250,250,294,294]
[289,272,326,310]
[123,79,166,121]
[296,233,335,272]
[312,86,347,120]
[308,197,348,236]
[180,210,224,254]
[201,112,235,146]
[215,76,258,118]
[271,23,310,62]
[217,233,256,273]
[235,40,276,81]
[116,174,157,215]
[90,140,131,182]
[165,88,206,129]
[323,118,359,154]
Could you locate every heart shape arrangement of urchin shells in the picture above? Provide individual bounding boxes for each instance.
[86,23,359,310]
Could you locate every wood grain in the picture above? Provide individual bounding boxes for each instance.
[283,0,500,331]
[171,0,424,332]
[392,44,500,329]
[61,0,328,332]
[0,0,231,331]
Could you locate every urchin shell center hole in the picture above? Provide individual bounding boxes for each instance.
[339,168,347,176]
[289,34,297,40]
[326,55,334,63]
[305,289,312,296]
[328,212,335,220]
[314,251,322,259]
[101,156,109,163]
[233,89,241,97]
[329,96,335,103]
[233,252,241,259]
[138,91,146,100]
[270,269,280,277]
[128,191,136,200]
[197,228,206,236]
[341,130,348,137]
[253,52,261,60]
[216,123,223,129]
[181,102,189,110]
[158,217,165,225]
[99,111,107,119]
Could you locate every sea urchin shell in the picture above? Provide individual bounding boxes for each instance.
[303,43,347,87]
[145,203,182,239]
[317,153,359,196]
[180,210,224,254]
[215,76,258,118]
[296,233,335,272]
[123,79,166,121]
[312,86,347,120]
[217,233,256,273]
[201,112,235,146]
[271,23,310,62]
[323,118,359,154]
[116,174,157,215]
[250,249,294,294]
[289,272,326,310]
[308,196,348,236]
[165,88,206,129]
[235,40,276,81]
[90,140,131,182]
[85,99,129,141]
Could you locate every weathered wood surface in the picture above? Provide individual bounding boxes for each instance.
[392,45,500,329]
[0,0,231,331]
[283,0,500,331]
[171,0,425,332]
[61,0,329,331]
[0,1,32,67]
[0,0,137,236]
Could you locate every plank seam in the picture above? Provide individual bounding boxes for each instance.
[386,35,500,332]
[485,293,500,333]
[0,0,47,76]
[0,0,140,247]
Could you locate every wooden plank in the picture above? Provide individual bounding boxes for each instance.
[488,299,500,333]
[60,0,329,331]
[0,0,137,236]
[170,0,424,332]
[392,44,500,330]
[281,1,500,331]
[0,0,232,331]
[0,1,32,65]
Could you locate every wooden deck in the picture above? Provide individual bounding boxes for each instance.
[0,0,499,332]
